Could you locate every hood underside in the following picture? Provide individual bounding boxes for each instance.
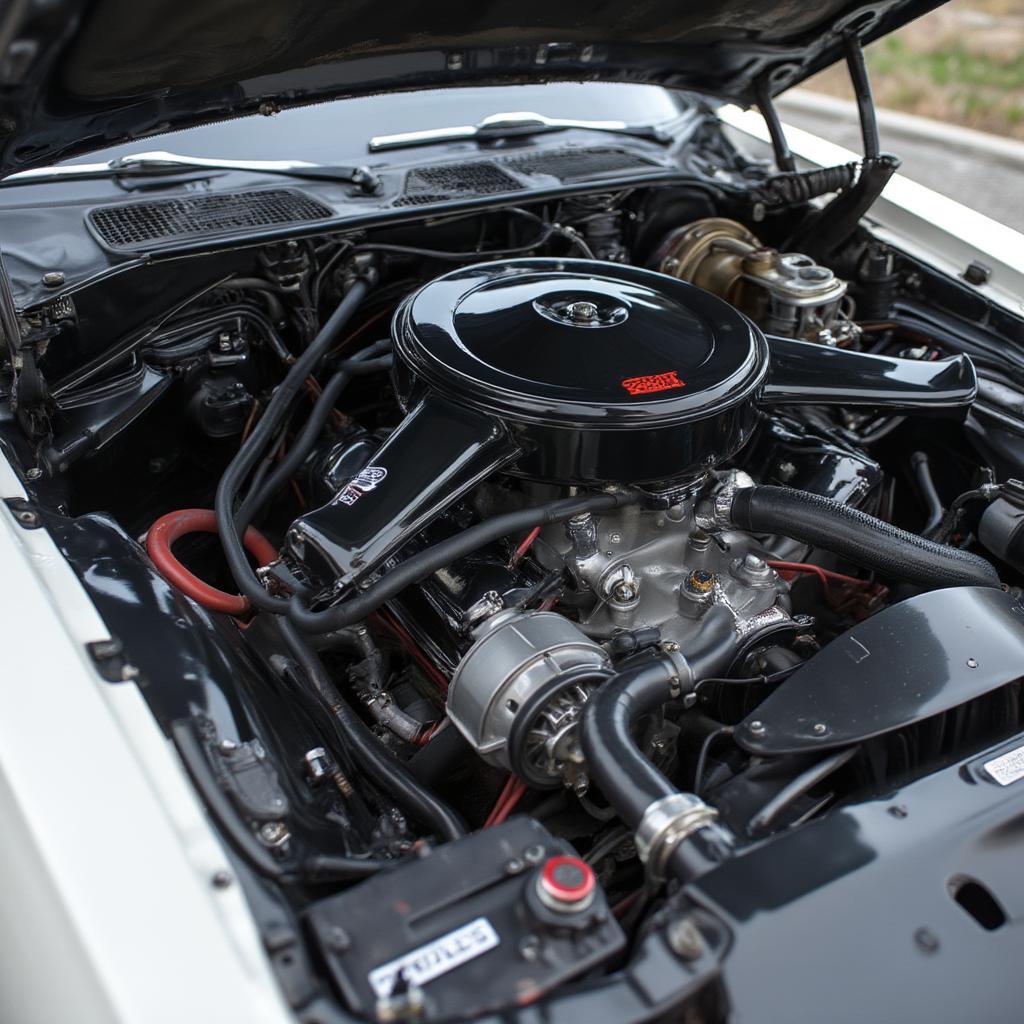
[1,0,944,176]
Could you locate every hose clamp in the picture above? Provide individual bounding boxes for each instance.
[635,793,720,883]
[694,488,736,532]
[659,647,695,698]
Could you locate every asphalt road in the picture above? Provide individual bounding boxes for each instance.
[776,101,1024,235]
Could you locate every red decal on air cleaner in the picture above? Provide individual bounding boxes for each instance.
[620,371,686,396]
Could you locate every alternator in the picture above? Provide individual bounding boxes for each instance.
[446,609,610,790]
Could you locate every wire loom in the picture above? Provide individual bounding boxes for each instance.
[749,163,859,207]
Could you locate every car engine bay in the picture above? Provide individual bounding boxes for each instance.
[3,130,1024,1021]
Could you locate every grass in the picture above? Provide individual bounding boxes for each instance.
[804,0,1024,140]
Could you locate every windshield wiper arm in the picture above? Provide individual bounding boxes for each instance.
[2,151,382,193]
[368,111,672,152]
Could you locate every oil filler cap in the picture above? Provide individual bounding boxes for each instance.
[537,856,596,912]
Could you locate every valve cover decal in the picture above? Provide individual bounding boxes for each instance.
[338,465,387,507]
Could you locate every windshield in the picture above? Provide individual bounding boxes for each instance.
[56,84,689,167]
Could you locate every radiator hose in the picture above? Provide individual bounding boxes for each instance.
[580,606,739,885]
[720,485,1001,590]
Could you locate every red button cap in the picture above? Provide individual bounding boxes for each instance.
[539,855,596,906]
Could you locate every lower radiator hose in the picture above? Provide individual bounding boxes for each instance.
[725,485,1000,590]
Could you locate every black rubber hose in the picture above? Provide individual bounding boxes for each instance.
[215,277,372,613]
[580,606,738,830]
[910,451,944,536]
[288,490,640,633]
[223,276,288,323]
[580,658,678,828]
[235,343,392,530]
[728,485,1000,589]
[278,618,465,842]
[408,724,472,788]
[300,854,388,883]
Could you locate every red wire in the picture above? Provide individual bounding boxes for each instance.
[767,560,868,589]
[509,526,542,568]
[492,780,527,825]
[417,719,444,746]
[482,776,515,827]
[484,776,527,828]
[146,509,278,617]
[612,890,644,918]
[483,775,515,827]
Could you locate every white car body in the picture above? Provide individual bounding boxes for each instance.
[1,111,1021,1023]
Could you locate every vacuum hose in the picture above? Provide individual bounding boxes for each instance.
[724,485,1000,590]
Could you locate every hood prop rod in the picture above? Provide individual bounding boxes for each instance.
[784,32,899,260]
[754,79,796,174]
[844,31,881,160]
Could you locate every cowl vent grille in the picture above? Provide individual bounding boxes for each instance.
[88,189,333,250]
[504,147,661,181]
[393,161,525,207]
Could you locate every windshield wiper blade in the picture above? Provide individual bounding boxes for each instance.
[2,151,382,193]
[368,111,672,152]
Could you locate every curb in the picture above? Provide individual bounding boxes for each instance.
[776,89,1024,171]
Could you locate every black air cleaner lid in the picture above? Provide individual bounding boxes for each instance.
[394,258,769,428]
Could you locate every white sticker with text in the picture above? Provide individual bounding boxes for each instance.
[367,917,499,998]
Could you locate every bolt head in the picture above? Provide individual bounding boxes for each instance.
[666,918,704,960]
[812,722,827,735]
[522,844,546,865]
[41,271,65,288]
[259,821,289,845]
[749,720,766,735]
[685,568,716,595]
[567,300,599,323]
[914,927,940,954]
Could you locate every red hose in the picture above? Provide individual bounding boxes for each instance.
[146,508,278,617]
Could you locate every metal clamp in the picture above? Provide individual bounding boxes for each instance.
[694,488,736,532]
[635,793,720,882]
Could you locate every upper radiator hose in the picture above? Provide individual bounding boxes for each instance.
[581,606,738,885]
[720,485,1000,590]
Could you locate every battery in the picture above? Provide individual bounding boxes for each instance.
[305,817,625,1019]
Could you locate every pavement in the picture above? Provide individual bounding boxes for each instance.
[776,91,1024,235]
